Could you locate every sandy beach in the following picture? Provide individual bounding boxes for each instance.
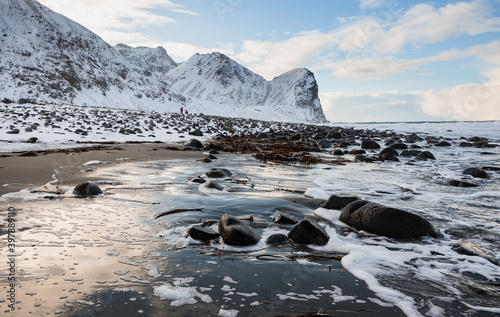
[0,143,203,197]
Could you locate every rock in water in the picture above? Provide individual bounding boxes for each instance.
[447,180,478,188]
[380,147,399,156]
[218,214,261,246]
[204,181,224,191]
[73,182,103,196]
[462,167,490,179]
[266,234,291,246]
[320,195,359,210]
[340,200,437,239]
[206,168,232,178]
[416,151,436,160]
[452,242,499,266]
[288,219,330,245]
[272,211,299,225]
[188,225,219,242]
[361,140,380,149]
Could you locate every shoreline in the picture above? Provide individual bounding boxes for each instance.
[0,143,203,197]
[0,143,407,317]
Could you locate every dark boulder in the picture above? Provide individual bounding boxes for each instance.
[355,154,377,163]
[317,139,331,149]
[340,200,437,239]
[197,157,212,163]
[187,139,204,149]
[327,132,343,139]
[320,195,359,210]
[73,182,103,196]
[462,167,490,179]
[467,136,485,142]
[206,168,232,178]
[257,132,268,139]
[416,151,436,160]
[435,140,452,147]
[288,219,330,245]
[209,149,220,155]
[380,147,399,157]
[447,180,478,188]
[482,166,500,171]
[189,129,203,137]
[361,140,380,149]
[26,137,38,143]
[218,214,261,246]
[400,149,421,157]
[189,177,206,184]
[381,153,399,162]
[389,143,408,150]
[272,211,299,225]
[204,181,224,191]
[266,233,291,246]
[459,142,473,147]
[7,129,20,134]
[188,225,219,242]
[331,149,345,156]
[349,149,366,155]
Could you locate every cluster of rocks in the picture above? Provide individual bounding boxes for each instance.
[186,211,330,247]
[184,193,439,248]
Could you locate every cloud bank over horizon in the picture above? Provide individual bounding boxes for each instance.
[38,0,500,122]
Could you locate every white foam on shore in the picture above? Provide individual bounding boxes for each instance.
[306,126,500,316]
[218,308,239,317]
[153,280,213,306]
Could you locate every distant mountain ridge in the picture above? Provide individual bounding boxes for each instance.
[0,0,327,123]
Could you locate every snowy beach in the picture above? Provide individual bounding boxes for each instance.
[1,104,499,316]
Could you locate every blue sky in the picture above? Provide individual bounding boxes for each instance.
[39,0,500,122]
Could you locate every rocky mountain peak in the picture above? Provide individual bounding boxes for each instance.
[0,0,327,123]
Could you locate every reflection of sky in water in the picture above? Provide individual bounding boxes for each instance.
[1,138,499,316]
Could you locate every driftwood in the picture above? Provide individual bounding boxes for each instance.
[155,207,205,219]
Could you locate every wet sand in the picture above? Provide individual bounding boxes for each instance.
[0,143,202,196]
[0,143,406,316]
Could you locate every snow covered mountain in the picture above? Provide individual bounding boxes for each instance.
[0,0,327,123]
[166,53,326,122]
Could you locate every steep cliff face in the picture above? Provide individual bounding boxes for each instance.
[166,53,327,122]
[267,68,327,122]
[0,0,327,123]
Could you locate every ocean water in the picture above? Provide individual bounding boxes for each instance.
[0,120,498,316]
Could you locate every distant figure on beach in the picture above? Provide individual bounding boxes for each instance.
[185,110,189,115]
[180,107,183,115]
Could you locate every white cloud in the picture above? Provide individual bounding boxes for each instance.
[333,0,500,54]
[38,0,191,44]
[320,40,500,80]
[418,71,500,121]
[231,1,500,80]
[169,8,198,16]
[319,91,430,122]
[234,31,334,80]
[371,0,500,53]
